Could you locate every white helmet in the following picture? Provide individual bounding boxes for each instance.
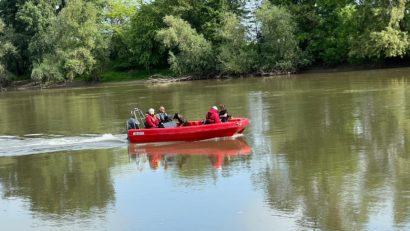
[212,106,218,110]
[148,108,155,115]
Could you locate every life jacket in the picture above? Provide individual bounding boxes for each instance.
[145,115,159,128]
[205,108,220,124]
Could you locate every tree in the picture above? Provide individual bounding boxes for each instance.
[256,2,304,72]
[127,0,175,70]
[31,0,108,83]
[349,0,409,60]
[17,0,58,64]
[0,0,63,77]
[156,15,214,75]
[268,0,356,65]
[127,0,248,71]
[105,0,141,70]
[0,19,16,86]
[216,12,255,74]
[174,0,247,43]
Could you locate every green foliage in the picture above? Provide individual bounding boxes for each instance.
[269,0,356,65]
[0,19,16,86]
[369,27,409,58]
[105,0,140,69]
[31,56,63,83]
[127,0,247,71]
[308,4,355,65]
[173,0,246,43]
[0,0,26,27]
[256,2,303,72]
[127,0,172,69]
[156,15,214,75]
[319,5,355,65]
[4,0,410,83]
[0,0,62,77]
[216,12,255,74]
[17,0,57,64]
[349,0,409,60]
[31,0,108,82]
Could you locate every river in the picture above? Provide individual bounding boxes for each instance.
[1,68,410,230]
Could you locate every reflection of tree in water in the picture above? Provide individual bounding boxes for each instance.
[0,149,117,215]
[253,78,410,230]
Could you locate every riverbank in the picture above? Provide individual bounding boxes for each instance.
[1,68,174,91]
[3,63,410,92]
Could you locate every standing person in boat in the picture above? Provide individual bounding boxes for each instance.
[219,104,230,122]
[156,106,171,123]
[205,106,221,124]
[145,108,159,128]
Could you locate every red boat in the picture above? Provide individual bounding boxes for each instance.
[128,138,252,169]
[127,118,249,143]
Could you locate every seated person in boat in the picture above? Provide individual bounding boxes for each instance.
[156,106,172,123]
[145,108,159,128]
[219,104,231,122]
[127,111,140,130]
[205,106,221,124]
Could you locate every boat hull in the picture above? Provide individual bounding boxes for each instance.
[127,118,249,143]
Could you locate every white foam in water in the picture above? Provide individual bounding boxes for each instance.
[0,135,20,140]
[23,134,44,137]
[0,134,128,157]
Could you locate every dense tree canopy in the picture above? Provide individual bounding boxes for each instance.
[0,19,16,86]
[2,0,410,85]
[216,12,255,74]
[256,2,304,72]
[156,15,214,75]
[31,0,107,83]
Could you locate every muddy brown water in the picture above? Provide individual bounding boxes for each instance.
[1,68,410,230]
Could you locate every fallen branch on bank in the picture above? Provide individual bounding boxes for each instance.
[146,74,193,84]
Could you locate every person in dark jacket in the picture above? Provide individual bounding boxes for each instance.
[219,104,230,122]
[127,112,140,130]
[145,108,159,128]
[156,106,171,123]
[205,106,221,124]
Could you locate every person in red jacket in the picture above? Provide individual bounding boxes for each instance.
[145,108,159,128]
[205,106,221,124]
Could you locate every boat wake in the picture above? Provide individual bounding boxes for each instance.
[0,134,128,157]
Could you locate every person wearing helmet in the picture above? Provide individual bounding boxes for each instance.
[145,108,159,128]
[205,106,221,124]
